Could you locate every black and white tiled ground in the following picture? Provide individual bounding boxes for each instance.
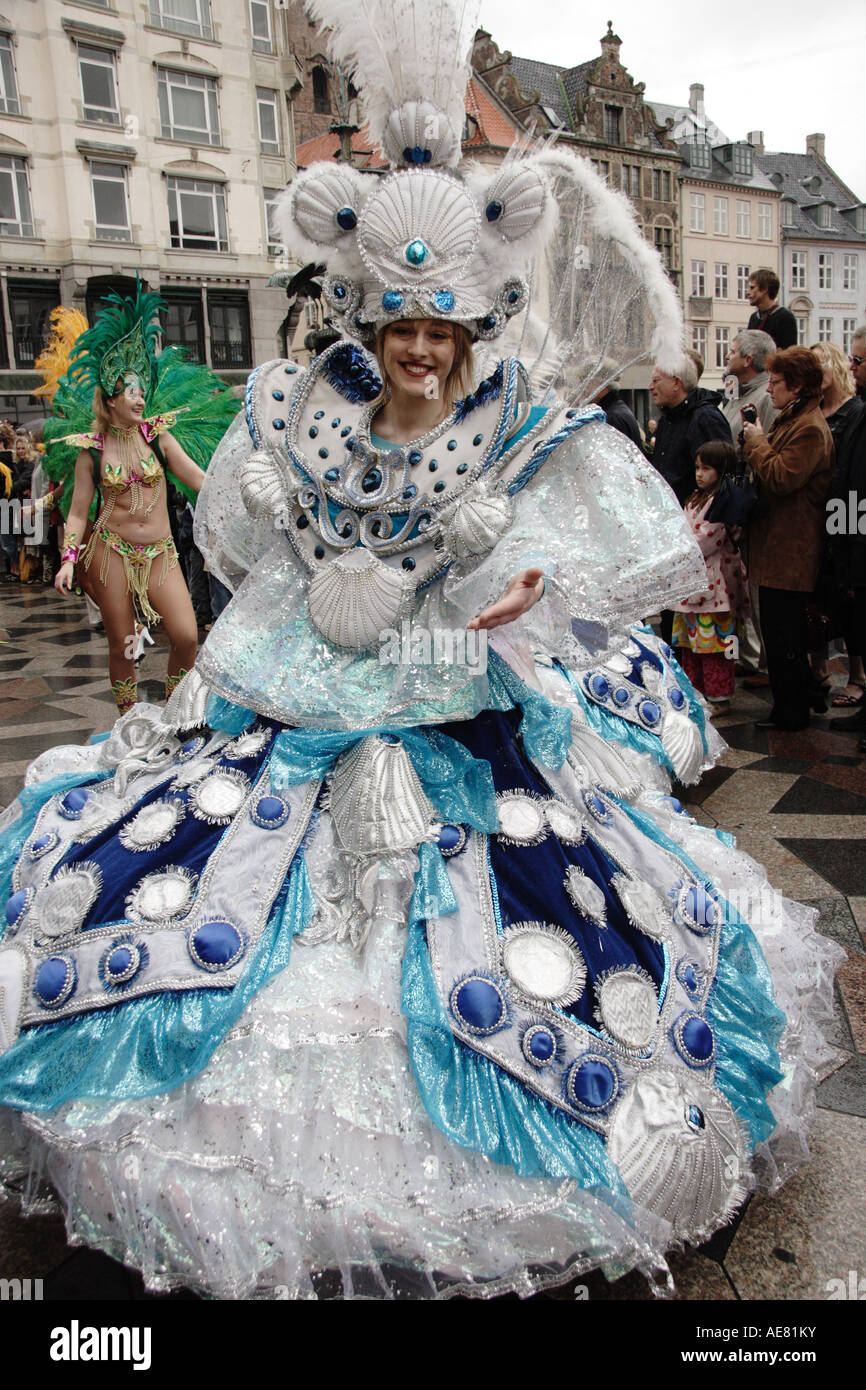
[1,586,864,1300]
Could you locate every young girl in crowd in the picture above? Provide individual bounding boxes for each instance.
[672,439,748,717]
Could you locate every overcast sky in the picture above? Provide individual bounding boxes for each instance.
[478,0,866,196]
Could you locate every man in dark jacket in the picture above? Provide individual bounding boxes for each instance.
[593,382,643,449]
[827,327,866,737]
[650,355,733,505]
[746,268,797,349]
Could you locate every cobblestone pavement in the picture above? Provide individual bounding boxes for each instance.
[1,583,864,1302]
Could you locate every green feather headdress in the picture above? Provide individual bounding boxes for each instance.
[68,278,163,398]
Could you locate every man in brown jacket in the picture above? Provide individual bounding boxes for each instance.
[742,346,833,730]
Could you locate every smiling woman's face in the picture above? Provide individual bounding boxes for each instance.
[381,320,456,402]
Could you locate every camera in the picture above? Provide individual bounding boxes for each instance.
[741,404,758,424]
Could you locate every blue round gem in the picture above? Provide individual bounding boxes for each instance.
[405,239,428,266]
[285,364,297,374]
[683,886,717,932]
[432,290,454,312]
[473,433,483,446]
[446,440,457,452]
[485,200,503,222]
[362,468,383,493]
[687,1103,705,1130]
[402,556,416,571]
[314,411,324,420]
[333,284,347,300]
[569,1057,617,1112]
[669,687,686,709]
[590,673,610,700]
[272,418,285,430]
[682,963,698,992]
[35,956,75,1008]
[402,146,412,162]
[402,484,418,499]
[638,699,661,726]
[507,289,520,303]
[456,462,468,475]
[678,1014,715,1065]
[588,793,607,818]
[336,206,357,230]
[380,733,401,744]
[345,436,356,450]
[309,426,318,438]
[324,468,340,482]
[31,833,54,854]
[296,515,309,529]
[341,426,352,437]
[451,977,507,1035]
[433,481,445,492]
[613,687,630,705]
[60,788,89,816]
[190,920,244,971]
[107,946,133,979]
[382,290,404,311]
[314,546,325,560]
[437,824,463,852]
[5,889,29,927]
[254,796,288,827]
[481,316,496,331]
[331,418,341,428]
[271,389,284,402]
[528,1029,555,1062]
[318,448,329,459]
[408,449,422,464]
[428,460,438,472]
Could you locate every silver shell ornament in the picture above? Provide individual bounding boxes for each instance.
[307,549,413,650]
[239,450,288,521]
[383,99,459,168]
[330,735,434,854]
[357,171,480,288]
[443,488,514,562]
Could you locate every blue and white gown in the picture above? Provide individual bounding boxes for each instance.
[0,346,841,1299]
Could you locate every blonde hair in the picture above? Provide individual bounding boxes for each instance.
[371,320,475,415]
[810,341,854,405]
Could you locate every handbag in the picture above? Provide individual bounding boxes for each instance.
[704,462,759,528]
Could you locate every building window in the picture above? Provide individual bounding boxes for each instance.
[0,32,21,115]
[208,292,251,369]
[78,45,120,126]
[818,317,833,342]
[692,324,707,359]
[690,140,710,170]
[735,200,750,238]
[157,69,221,145]
[603,105,622,144]
[690,260,706,297]
[257,88,281,155]
[732,144,753,176]
[818,253,833,290]
[591,159,609,182]
[757,203,772,240]
[843,319,857,355]
[781,199,797,227]
[149,0,213,41]
[818,203,834,230]
[791,250,807,290]
[620,164,640,198]
[843,253,858,292]
[712,196,728,235]
[90,161,131,242]
[795,315,808,346]
[652,169,671,202]
[856,208,866,234]
[167,176,228,251]
[8,281,61,369]
[714,262,729,299]
[689,192,705,233]
[714,326,730,368]
[737,265,751,300]
[654,223,673,270]
[0,156,34,237]
[160,290,205,362]
[263,188,284,257]
[250,0,273,54]
[312,65,330,114]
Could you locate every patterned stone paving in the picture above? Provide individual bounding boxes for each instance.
[0,585,864,1301]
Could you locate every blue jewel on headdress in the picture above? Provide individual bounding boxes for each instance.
[486,200,503,222]
[507,289,520,303]
[432,290,454,312]
[402,556,416,571]
[403,146,431,164]
[481,315,496,331]
[285,364,297,374]
[405,239,428,266]
[333,284,347,300]
[382,290,404,312]
[336,206,357,230]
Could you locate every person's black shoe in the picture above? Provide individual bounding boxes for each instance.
[828,708,866,732]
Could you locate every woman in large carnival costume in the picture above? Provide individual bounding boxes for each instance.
[0,0,842,1299]
[39,291,238,712]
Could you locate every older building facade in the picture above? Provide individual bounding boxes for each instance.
[0,0,302,421]
[649,86,782,389]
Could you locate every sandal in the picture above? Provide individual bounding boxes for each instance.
[831,684,865,707]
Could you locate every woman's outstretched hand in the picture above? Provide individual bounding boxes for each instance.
[467,567,545,631]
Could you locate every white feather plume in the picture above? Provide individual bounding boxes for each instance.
[304,0,482,162]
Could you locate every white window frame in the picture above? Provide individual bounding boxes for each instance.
[843,253,858,292]
[818,253,834,290]
[78,44,120,126]
[714,326,730,368]
[791,250,807,290]
[795,315,808,346]
[256,87,281,155]
[843,319,857,355]
[818,317,833,343]
[149,0,213,41]
[263,188,284,258]
[737,265,751,300]
[0,154,35,237]
[736,200,750,238]
[713,196,728,235]
[714,262,729,299]
[158,68,221,146]
[691,324,707,359]
[90,160,131,242]
[689,192,705,233]
[0,32,21,116]
[250,0,273,53]
[757,203,772,240]
[167,175,228,252]
[690,260,706,297]
[781,199,797,228]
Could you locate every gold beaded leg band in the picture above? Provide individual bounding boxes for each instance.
[165,667,188,701]
[111,677,137,714]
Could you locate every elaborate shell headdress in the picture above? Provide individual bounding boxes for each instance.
[276,0,684,393]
